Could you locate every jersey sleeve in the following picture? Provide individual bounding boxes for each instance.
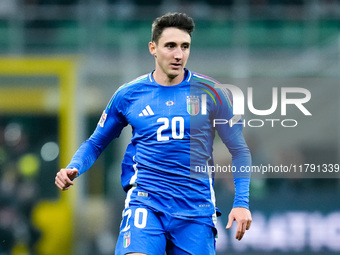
[213,87,252,209]
[66,89,128,176]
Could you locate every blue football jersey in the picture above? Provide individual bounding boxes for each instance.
[67,69,251,219]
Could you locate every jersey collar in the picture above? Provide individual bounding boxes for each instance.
[148,69,192,85]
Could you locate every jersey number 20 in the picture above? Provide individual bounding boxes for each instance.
[157,117,184,141]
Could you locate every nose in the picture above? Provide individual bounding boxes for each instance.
[174,47,183,60]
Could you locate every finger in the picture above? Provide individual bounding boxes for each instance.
[58,171,74,186]
[55,177,68,190]
[63,185,71,191]
[236,222,246,241]
[58,180,71,191]
[55,174,64,186]
[246,218,252,230]
[55,178,62,190]
[226,214,234,229]
[55,172,73,190]
[55,175,72,190]
[69,169,79,180]
[66,178,74,186]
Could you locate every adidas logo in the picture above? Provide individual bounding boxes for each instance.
[139,105,154,116]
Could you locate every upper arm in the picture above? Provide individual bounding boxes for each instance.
[93,91,129,145]
[213,87,251,167]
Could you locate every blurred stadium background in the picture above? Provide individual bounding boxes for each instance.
[0,0,339,255]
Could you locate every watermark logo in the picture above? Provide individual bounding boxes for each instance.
[195,83,312,128]
[216,84,312,116]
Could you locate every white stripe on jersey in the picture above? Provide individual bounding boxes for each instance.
[186,70,192,82]
[206,158,217,227]
[124,156,139,208]
[125,186,136,209]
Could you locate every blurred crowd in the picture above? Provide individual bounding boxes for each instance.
[15,0,340,6]
[0,118,60,255]
[0,122,41,254]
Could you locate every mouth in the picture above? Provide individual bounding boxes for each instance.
[170,63,182,69]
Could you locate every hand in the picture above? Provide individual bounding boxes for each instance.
[55,168,79,191]
[226,207,252,241]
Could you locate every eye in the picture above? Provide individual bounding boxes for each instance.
[182,43,190,50]
[166,43,176,49]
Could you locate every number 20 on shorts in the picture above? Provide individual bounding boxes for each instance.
[121,208,148,232]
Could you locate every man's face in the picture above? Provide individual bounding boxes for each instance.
[149,27,191,80]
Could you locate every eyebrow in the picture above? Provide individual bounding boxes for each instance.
[164,41,191,46]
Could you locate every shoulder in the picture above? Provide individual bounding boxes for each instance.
[115,73,150,97]
[107,73,151,109]
[190,71,233,107]
[191,71,220,87]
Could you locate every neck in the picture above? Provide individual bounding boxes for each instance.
[152,69,185,86]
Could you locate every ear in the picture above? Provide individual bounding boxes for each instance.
[149,41,157,57]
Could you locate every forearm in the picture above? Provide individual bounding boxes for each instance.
[233,178,250,208]
[66,138,103,176]
[231,146,251,209]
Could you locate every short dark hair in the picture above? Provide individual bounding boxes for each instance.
[151,13,195,44]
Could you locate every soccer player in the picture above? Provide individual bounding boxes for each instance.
[55,12,252,255]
